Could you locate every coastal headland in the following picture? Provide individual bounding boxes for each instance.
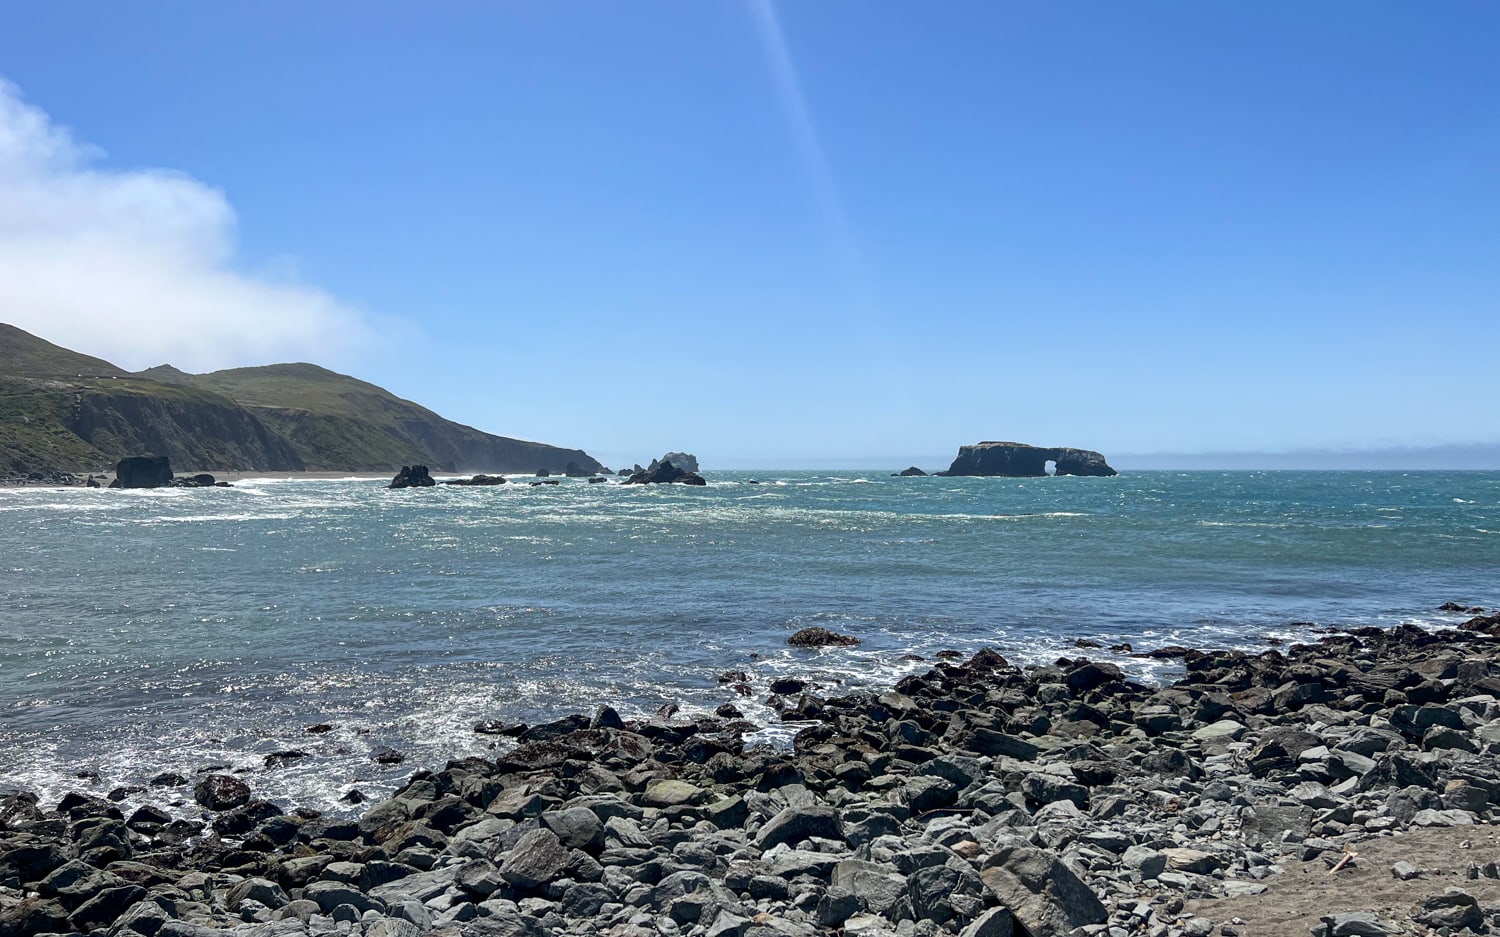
[4,611,1500,937]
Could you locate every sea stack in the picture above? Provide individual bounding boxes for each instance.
[938,441,1117,477]
[111,455,174,489]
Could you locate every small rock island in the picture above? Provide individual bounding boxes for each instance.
[937,441,1118,477]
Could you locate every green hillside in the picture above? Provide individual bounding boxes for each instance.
[141,362,605,474]
[0,324,604,477]
[0,323,126,379]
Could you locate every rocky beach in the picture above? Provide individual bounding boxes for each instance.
[8,611,1500,937]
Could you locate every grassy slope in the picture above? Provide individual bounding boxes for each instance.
[141,363,603,473]
[1,325,602,475]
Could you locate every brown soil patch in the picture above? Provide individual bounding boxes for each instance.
[1185,825,1500,936]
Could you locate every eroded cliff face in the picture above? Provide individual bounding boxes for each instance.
[66,388,305,472]
[938,441,1117,477]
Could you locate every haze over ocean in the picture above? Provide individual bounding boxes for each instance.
[3,470,1495,808]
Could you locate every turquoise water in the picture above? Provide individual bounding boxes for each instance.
[1,470,1496,808]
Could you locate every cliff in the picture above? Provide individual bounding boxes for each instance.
[0,324,603,476]
[938,441,1118,477]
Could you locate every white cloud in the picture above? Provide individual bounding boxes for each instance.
[0,79,377,372]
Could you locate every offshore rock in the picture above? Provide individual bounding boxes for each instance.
[444,474,507,486]
[938,441,1117,477]
[624,460,706,486]
[892,466,928,476]
[111,455,173,489]
[787,627,860,647]
[648,452,699,474]
[388,465,435,489]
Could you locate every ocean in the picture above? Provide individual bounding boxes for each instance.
[1,470,1495,811]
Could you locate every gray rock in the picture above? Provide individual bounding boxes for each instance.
[641,780,706,808]
[979,843,1105,934]
[366,920,423,937]
[540,808,603,852]
[499,828,568,890]
[1413,888,1483,930]
[368,867,456,904]
[1390,860,1421,881]
[304,881,385,916]
[1121,845,1167,880]
[958,908,1013,937]
[227,877,289,911]
[1313,911,1400,937]
[831,859,907,914]
[754,805,844,849]
[459,912,547,937]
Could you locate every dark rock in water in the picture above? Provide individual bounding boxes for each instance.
[528,479,561,486]
[624,460,706,486]
[444,474,507,486]
[264,750,308,769]
[387,465,435,489]
[149,771,187,787]
[306,723,333,734]
[563,461,592,477]
[937,441,1117,477]
[193,774,251,811]
[587,476,607,483]
[788,626,861,647]
[341,789,365,804]
[893,466,928,476]
[113,455,173,489]
[371,747,406,765]
[535,468,551,477]
[474,720,528,736]
[170,473,217,488]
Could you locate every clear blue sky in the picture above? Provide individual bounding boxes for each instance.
[0,2,1496,469]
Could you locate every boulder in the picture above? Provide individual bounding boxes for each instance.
[498,828,567,890]
[113,455,173,489]
[893,466,928,476]
[193,774,251,811]
[388,465,436,489]
[755,805,844,849]
[979,843,1106,934]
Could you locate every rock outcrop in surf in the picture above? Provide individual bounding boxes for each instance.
[937,441,1117,477]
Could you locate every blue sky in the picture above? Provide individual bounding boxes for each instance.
[0,2,1496,469]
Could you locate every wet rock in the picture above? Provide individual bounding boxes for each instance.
[787,627,861,647]
[387,465,436,489]
[113,455,173,489]
[193,773,251,811]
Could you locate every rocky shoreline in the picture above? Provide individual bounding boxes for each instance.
[7,611,1500,937]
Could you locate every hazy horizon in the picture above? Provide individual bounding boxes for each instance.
[627,442,1500,474]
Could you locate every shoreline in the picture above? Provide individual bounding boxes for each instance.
[5,611,1500,936]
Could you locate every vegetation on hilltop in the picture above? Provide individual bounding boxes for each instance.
[0,324,603,476]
